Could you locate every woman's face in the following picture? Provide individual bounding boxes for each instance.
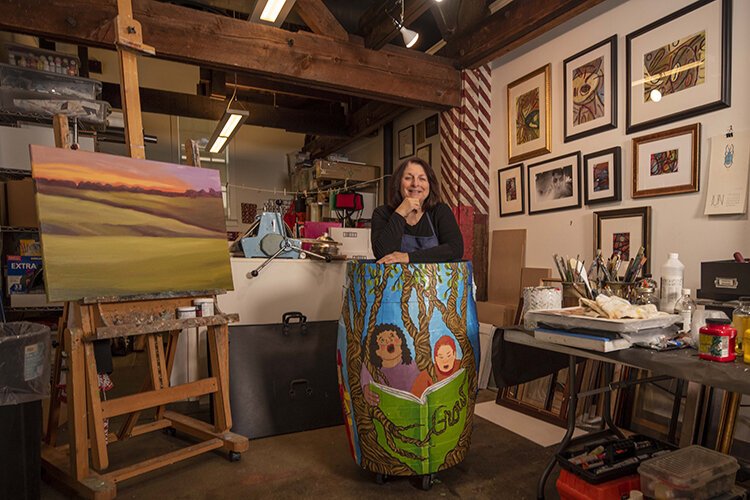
[435,344,456,373]
[400,162,430,205]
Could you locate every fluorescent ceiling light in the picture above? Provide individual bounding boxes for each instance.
[251,0,297,27]
[260,0,287,23]
[206,109,249,154]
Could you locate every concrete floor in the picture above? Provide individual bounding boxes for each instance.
[41,350,562,499]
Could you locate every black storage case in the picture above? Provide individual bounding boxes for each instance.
[699,260,750,301]
[228,312,343,439]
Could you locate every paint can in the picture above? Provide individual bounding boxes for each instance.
[193,298,215,317]
[176,306,197,319]
[698,318,736,362]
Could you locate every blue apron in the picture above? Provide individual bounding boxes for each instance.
[401,212,439,253]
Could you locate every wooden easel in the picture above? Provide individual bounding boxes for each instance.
[41,2,248,498]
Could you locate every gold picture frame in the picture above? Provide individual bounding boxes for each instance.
[507,64,551,163]
[632,123,700,198]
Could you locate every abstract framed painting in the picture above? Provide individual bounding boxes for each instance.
[507,64,551,163]
[632,123,700,198]
[625,0,731,134]
[30,145,233,302]
[527,152,581,215]
[497,163,524,217]
[583,146,622,205]
[594,206,652,275]
[564,35,617,142]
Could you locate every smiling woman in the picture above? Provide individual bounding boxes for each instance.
[370,157,463,264]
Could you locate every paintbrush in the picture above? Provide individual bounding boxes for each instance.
[553,254,566,281]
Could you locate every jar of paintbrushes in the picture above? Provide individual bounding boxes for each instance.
[552,254,595,306]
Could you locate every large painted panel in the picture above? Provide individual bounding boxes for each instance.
[30,145,233,301]
[337,261,479,476]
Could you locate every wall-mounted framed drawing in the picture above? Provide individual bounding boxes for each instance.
[583,146,621,205]
[625,0,731,134]
[594,206,652,274]
[398,125,415,159]
[527,152,581,215]
[425,114,439,138]
[507,64,551,163]
[498,163,524,217]
[632,123,700,198]
[564,35,617,142]
[416,143,432,165]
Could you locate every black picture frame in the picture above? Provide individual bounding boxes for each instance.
[527,152,582,215]
[563,35,618,143]
[425,114,439,138]
[583,146,622,205]
[398,125,415,159]
[625,0,731,134]
[497,163,525,217]
[594,206,652,275]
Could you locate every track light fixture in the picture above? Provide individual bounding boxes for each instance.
[388,0,420,49]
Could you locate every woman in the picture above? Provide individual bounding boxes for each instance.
[371,158,463,264]
[410,335,462,398]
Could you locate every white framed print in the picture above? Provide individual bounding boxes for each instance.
[498,163,524,217]
[527,152,581,215]
[583,146,621,205]
[632,123,700,198]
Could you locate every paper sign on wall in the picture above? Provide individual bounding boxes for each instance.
[704,131,750,215]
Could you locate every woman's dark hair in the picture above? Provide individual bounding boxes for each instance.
[367,323,413,368]
[389,157,441,210]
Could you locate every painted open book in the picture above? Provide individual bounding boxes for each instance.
[370,368,468,474]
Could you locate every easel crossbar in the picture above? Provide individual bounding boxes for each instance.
[93,314,239,340]
[102,378,218,418]
[102,438,223,484]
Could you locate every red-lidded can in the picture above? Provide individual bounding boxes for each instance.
[699,318,736,362]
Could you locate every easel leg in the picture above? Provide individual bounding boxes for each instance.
[208,325,231,432]
[66,324,90,480]
[156,330,180,420]
[46,303,69,445]
[84,342,109,471]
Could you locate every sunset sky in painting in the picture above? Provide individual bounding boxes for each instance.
[30,145,221,193]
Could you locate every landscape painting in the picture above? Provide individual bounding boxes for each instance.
[30,145,233,302]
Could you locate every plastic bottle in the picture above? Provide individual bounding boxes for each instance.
[674,289,696,334]
[731,296,750,356]
[659,253,684,313]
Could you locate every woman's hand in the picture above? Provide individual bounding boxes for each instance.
[395,197,421,218]
[377,251,410,264]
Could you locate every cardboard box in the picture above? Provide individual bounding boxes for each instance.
[6,177,38,227]
[10,293,62,308]
[329,227,374,260]
[314,160,379,182]
[476,301,517,327]
[6,255,43,294]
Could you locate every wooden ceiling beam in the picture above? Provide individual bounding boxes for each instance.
[101,82,349,137]
[440,0,607,68]
[302,100,405,158]
[293,0,348,41]
[0,0,460,108]
[359,0,432,51]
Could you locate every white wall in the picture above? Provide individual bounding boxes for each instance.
[392,108,443,184]
[489,0,750,292]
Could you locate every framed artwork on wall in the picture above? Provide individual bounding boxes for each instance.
[632,123,700,198]
[507,64,551,163]
[625,0,731,134]
[425,114,439,138]
[398,125,414,159]
[527,152,581,215]
[416,121,426,145]
[563,35,617,142]
[497,163,524,217]
[583,146,621,205]
[594,206,652,274]
[416,144,432,165]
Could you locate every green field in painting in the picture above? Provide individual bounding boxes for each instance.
[40,235,233,302]
[38,184,225,232]
[36,192,224,238]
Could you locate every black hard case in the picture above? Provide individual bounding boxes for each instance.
[699,260,750,301]
[228,312,343,439]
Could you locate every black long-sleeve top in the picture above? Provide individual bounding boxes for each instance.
[371,202,464,263]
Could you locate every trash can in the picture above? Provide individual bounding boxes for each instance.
[0,322,51,500]
[336,261,480,481]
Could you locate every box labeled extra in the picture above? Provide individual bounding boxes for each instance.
[329,227,373,260]
[6,255,42,294]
